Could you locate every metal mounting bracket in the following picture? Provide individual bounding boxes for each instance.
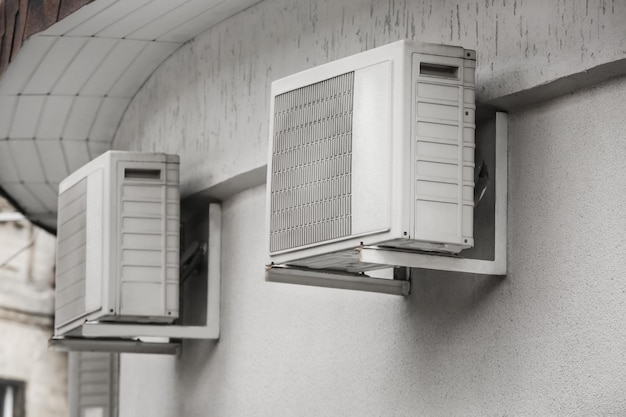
[359,112,508,276]
[49,204,222,355]
[265,112,507,296]
[266,264,411,296]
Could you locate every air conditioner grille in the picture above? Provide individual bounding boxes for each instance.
[270,72,354,252]
[55,178,87,326]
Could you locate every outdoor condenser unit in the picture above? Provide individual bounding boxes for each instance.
[267,40,476,272]
[54,151,180,337]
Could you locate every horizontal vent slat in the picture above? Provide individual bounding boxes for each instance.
[56,178,88,326]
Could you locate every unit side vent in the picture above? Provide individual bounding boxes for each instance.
[270,72,355,252]
[56,178,88,326]
[119,178,179,316]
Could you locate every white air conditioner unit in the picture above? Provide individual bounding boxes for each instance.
[267,40,476,272]
[54,151,180,337]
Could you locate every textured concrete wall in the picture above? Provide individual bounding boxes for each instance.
[118,79,626,417]
[0,319,68,417]
[0,198,56,316]
[118,354,179,417]
[114,0,626,415]
[0,225,56,317]
[114,0,626,199]
[0,197,66,416]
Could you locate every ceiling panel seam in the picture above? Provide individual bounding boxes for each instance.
[0,97,18,139]
[115,42,153,95]
[16,37,60,95]
[58,97,79,144]
[19,183,49,213]
[23,37,89,95]
[32,96,48,138]
[32,139,50,186]
[58,137,72,177]
[0,142,21,182]
[47,37,93,95]
[84,97,108,159]
[75,37,122,96]
[42,0,121,36]
[10,96,45,138]
[98,0,192,40]
[36,33,183,46]
[66,0,154,37]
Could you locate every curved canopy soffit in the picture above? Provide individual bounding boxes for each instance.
[0,0,261,232]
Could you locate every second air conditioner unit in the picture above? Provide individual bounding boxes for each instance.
[54,151,180,337]
[267,40,476,272]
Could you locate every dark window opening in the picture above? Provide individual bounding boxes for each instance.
[0,379,25,417]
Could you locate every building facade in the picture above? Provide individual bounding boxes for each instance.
[0,0,625,416]
[0,197,67,417]
[111,1,626,416]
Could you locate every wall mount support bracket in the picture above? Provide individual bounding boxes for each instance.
[359,112,508,276]
[49,204,222,355]
[266,264,411,296]
[264,112,507,295]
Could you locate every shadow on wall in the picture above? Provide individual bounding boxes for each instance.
[403,268,506,340]
[174,202,221,387]
[176,339,219,387]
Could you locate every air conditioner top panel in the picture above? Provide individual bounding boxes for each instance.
[271,39,475,96]
[59,151,180,193]
[266,38,477,265]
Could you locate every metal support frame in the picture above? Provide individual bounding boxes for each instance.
[49,204,222,354]
[265,112,507,295]
[360,112,508,276]
[266,265,410,296]
[49,337,181,355]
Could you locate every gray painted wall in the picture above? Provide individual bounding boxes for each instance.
[115,1,626,415]
[114,0,626,198]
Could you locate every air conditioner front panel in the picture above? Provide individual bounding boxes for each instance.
[115,160,180,320]
[269,61,398,260]
[269,71,355,253]
[55,152,180,337]
[412,52,475,250]
[350,61,393,236]
[266,40,476,271]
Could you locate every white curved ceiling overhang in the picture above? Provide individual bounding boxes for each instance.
[0,0,260,232]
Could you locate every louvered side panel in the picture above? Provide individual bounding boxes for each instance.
[69,352,118,417]
[164,165,180,316]
[413,53,476,248]
[118,163,179,319]
[270,72,354,253]
[119,182,165,317]
[55,178,87,328]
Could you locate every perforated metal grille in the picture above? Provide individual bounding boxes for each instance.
[270,72,354,253]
